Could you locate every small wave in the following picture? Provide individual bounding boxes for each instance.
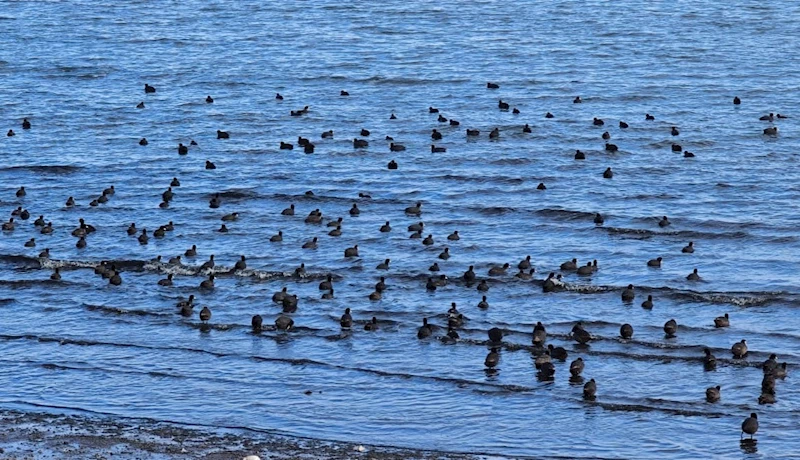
[536,208,595,221]
[0,165,81,174]
[470,206,517,216]
[603,226,750,240]
[490,158,532,165]
[84,304,171,318]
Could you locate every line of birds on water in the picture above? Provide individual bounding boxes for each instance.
[4,82,791,442]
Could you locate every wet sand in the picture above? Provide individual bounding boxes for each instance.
[0,410,480,460]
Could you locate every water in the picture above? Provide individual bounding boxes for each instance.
[1,1,799,458]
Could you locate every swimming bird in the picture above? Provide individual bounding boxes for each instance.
[376,259,390,270]
[387,160,398,169]
[24,238,35,247]
[664,319,678,337]
[741,413,758,439]
[548,344,568,361]
[731,339,748,358]
[621,284,635,302]
[488,263,509,276]
[671,126,680,136]
[605,143,618,152]
[200,274,215,289]
[682,241,694,253]
[275,315,294,331]
[619,322,634,339]
[7,129,14,136]
[760,354,780,377]
[658,216,671,227]
[405,202,422,216]
[269,230,283,242]
[439,247,450,260]
[177,143,188,155]
[523,124,532,133]
[733,96,741,105]
[251,315,262,332]
[109,270,122,285]
[272,287,288,303]
[573,96,582,103]
[200,254,215,271]
[49,268,61,281]
[593,117,604,126]
[234,255,247,270]
[184,245,198,257]
[302,237,318,249]
[158,274,173,286]
[515,268,535,279]
[545,112,554,118]
[417,318,433,339]
[349,203,360,216]
[380,221,391,232]
[217,130,230,139]
[571,322,591,344]
[603,167,613,179]
[714,313,729,328]
[489,128,500,139]
[488,327,503,343]
[703,348,717,369]
[687,268,701,281]
[535,350,551,370]
[560,258,578,271]
[532,322,546,346]
[389,143,406,152]
[144,83,156,93]
[487,82,499,89]
[425,277,437,291]
[38,248,50,258]
[641,295,654,309]
[431,129,442,140]
[209,194,221,208]
[281,204,295,216]
[466,129,480,136]
[498,100,509,110]
[576,262,593,276]
[137,229,149,245]
[344,245,359,257]
[476,280,489,292]
[764,127,778,135]
[375,276,386,293]
[477,296,489,310]
[282,295,298,313]
[328,226,342,237]
[340,308,353,328]
[275,93,283,100]
[205,160,216,169]
[364,317,379,331]
[602,131,610,140]
[570,358,584,377]
[647,257,662,267]
[646,113,655,120]
[706,385,720,403]
[583,379,596,399]
[327,217,343,228]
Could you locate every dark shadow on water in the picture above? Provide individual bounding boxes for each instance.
[740,439,757,454]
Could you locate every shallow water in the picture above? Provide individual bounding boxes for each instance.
[1,1,799,458]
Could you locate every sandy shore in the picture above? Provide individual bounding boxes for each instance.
[0,409,481,460]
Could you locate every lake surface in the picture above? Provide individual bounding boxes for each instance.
[1,1,799,458]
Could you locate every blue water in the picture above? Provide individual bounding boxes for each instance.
[1,1,799,458]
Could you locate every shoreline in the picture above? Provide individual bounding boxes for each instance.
[0,409,482,460]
